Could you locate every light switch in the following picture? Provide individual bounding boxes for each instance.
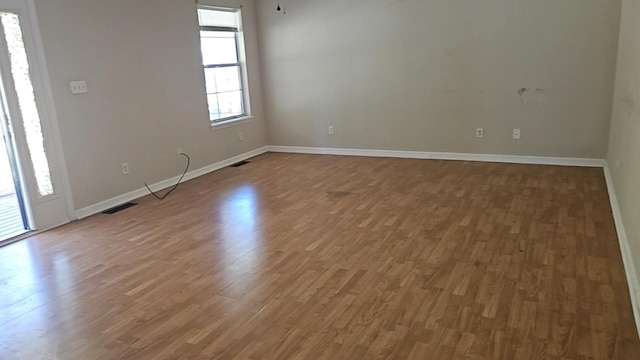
[70,80,88,94]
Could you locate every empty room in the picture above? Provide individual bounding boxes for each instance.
[1,0,640,358]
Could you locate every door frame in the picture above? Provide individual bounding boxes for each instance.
[25,0,75,223]
[0,0,74,231]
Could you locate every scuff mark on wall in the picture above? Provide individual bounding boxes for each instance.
[518,88,549,106]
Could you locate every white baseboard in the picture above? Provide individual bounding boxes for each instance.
[76,145,604,220]
[604,164,640,340]
[267,146,606,167]
[75,146,269,219]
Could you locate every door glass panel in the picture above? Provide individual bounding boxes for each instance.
[0,12,53,197]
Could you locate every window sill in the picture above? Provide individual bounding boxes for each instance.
[210,116,254,131]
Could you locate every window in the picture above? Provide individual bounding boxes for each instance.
[197,7,248,124]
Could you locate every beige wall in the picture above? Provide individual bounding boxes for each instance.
[33,0,267,210]
[257,0,621,158]
[609,0,640,289]
[28,0,627,211]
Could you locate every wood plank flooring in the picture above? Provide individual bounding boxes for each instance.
[0,153,638,359]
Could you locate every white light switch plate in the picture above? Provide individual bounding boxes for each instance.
[70,80,88,94]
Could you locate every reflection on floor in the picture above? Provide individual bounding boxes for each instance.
[0,193,25,241]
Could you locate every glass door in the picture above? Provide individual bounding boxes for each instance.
[0,0,72,241]
[0,111,27,240]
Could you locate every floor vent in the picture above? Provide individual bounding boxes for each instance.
[230,160,250,168]
[102,202,137,214]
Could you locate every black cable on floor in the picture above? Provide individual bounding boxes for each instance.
[144,153,190,200]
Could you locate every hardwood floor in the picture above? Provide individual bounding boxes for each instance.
[0,153,638,359]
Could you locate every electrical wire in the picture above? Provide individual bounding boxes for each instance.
[144,153,190,200]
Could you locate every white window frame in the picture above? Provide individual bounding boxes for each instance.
[197,6,252,127]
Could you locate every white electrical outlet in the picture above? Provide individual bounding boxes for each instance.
[70,80,88,94]
[238,132,244,141]
[513,128,521,139]
[329,126,335,135]
[122,163,129,175]
[476,128,484,138]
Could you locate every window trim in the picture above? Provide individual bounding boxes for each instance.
[209,115,254,130]
[197,6,250,125]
